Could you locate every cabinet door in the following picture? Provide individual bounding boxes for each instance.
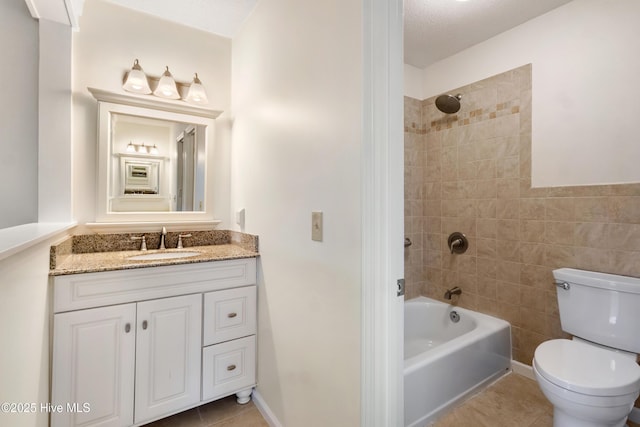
[134,294,202,423]
[52,304,136,427]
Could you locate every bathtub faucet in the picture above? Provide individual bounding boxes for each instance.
[444,286,462,300]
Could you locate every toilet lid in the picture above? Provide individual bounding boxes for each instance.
[534,339,640,397]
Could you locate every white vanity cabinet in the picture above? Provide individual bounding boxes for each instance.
[51,258,257,427]
[202,286,257,402]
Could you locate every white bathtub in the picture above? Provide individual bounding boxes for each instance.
[404,296,511,427]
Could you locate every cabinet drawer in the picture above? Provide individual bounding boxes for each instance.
[202,336,256,401]
[203,286,256,346]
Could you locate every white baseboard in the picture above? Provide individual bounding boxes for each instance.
[252,389,284,427]
[511,359,535,380]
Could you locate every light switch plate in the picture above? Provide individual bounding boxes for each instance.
[236,208,245,228]
[312,211,323,242]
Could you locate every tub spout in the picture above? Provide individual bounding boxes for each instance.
[444,286,462,300]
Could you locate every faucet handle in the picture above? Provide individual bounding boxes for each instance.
[447,232,468,254]
[177,234,192,249]
[159,227,167,250]
[131,235,147,251]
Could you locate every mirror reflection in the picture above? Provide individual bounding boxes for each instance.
[109,113,206,213]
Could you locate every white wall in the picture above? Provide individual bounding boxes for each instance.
[0,4,73,426]
[403,63,424,100]
[0,239,65,427]
[72,0,232,226]
[418,0,640,187]
[0,0,38,228]
[231,0,362,425]
[38,19,73,223]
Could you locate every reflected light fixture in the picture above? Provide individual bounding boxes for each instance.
[153,66,180,99]
[125,142,160,155]
[122,59,152,94]
[185,73,209,105]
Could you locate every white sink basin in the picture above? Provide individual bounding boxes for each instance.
[127,251,201,261]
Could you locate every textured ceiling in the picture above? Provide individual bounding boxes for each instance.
[101,0,572,68]
[404,0,573,69]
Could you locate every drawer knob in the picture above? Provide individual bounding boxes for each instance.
[227,312,238,318]
[142,320,148,330]
[125,323,131,333]
[227,364,237,371]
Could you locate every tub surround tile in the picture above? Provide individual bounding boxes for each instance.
[404,64,640,366]
[50,230,259,276]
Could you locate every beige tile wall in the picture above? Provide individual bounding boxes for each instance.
[404,64,640,365]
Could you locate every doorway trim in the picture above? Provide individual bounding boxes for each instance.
[361,0,404,425]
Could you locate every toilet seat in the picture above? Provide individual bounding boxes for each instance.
[534,339,640,397]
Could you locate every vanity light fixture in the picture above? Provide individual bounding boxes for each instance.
[122,61,210,106]
[126,142,136,153]
[185,73,209,105]
[122,59,152,94]
[150,144,159,155]
[153,66,180,99]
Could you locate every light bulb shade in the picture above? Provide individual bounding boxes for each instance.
[126,142,136,152]
[153,66,180,99]
[185,73,209,105]
[150,145,159,155]
[123,59,152,94]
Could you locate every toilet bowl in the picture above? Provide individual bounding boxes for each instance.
[532,269,640,427]
[533,339,640,427]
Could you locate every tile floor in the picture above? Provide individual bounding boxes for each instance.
[142,395,268,427]
[143,374,640,427]
[432,372,640,427]
[431,373,552,427]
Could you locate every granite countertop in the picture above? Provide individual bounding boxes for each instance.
[50,230,259,276]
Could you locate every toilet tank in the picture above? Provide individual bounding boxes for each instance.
[553,268,640,354]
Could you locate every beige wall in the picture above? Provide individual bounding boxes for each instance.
[405,65,640,364]
[231,0,363,425]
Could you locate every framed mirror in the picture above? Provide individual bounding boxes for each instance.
[91,88,221,224]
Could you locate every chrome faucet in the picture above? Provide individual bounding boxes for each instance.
[159,226,167,250]
[444,286,462,300]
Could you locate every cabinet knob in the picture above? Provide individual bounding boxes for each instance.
[227,312,238,318]
[227,364,236,371]
[125,323,131,333]
[142,320,148,330]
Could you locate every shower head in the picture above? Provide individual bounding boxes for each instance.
[435,93,462,114]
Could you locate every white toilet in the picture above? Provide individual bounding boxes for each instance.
[533,268,640,427]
